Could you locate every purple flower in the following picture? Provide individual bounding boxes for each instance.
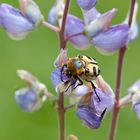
[65,15,90,50]
[128,79,140,119]
[15,70,50,112]
[91,87,114,115]
[77,0,97,10]
[133,103,140,119]
[0,4,34,40]
[130,22,139,41]
[51,67,75,95]
[15,87,46,112]
[92,24,130,52]
[82,7,101,25]
[48,0,64,25]
[48,5,58,25]
[76,76,114,128]
[19,0,43,26]
[85,8,117,37]
[65,2,132,54]
[77,105,102,129]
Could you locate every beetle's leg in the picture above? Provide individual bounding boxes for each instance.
[65,79,77,92]
[89,81,101,102]
[73,76,83,89]
[101,108,107,119]
[61,64,67,82]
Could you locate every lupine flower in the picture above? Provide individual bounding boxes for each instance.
[0,0,43,40]
[0,4,33,40]
[65,1,135,54]
[50,67,75,95]
[15,70,51,112]
[128,79,140,119]
[76,0,97,10]
[76,76,115,128]
[127,2,139,41]
[48,0,65,25]
[65,15,90,50]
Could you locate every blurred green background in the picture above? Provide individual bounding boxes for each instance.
[0,0,140,140]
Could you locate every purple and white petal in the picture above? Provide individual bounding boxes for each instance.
[50,67,68,89]
[19,0,43,26]
[77,0,97,10]
[92,24,130,52]
[91,87,115,115]
[15,87,45,112]
[65,15,91,50]
[130,22,139,41]
[0,4,34,40]
[82,7,101,25]
[54,49,68,68]
[77,105,101,129]
[128,79,140,94]
[85,8,117,37]
[74,85,90,97]
[48,5,58,25]
[133,103,140,119]
[48,1,64,26]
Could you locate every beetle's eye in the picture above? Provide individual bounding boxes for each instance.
[73,60,83,69]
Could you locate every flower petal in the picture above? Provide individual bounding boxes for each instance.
[92,24,130,52]
[0,3,34,40]
[128,79,140,94]
[130,22,139,41]
[77,0,97,10]
[65,15,90,50]
[19,0,43,26]
[91,87,114,115]
[15,87,45,112]
[50,67,68,89]
[82,7,101,25]
[48,1,64,26]
[77,105,101,129]
[85,8,117,37]
[54,49,68,68]
[133,103,140,119]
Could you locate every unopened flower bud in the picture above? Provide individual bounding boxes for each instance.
[128,79,140,119]
[54,49,68,68]
[48,0,65,25]
[67,134,78,140]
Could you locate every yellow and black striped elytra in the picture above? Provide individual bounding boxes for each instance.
[61,55,101,101]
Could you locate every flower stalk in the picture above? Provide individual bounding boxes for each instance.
[57,0,71,140]
[108,0,136,140]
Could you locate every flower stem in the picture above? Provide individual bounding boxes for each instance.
[42,21,60,32]
[57,1,71,140]
[57,92,65,140]
[108,0,136,140]
[108,47,126,140]
[59,0,71,49]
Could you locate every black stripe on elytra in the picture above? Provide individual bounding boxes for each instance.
[93,66,97,76]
